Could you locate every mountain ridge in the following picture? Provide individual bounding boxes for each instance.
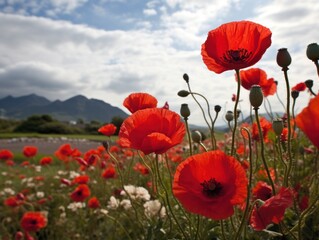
[0,94,129,123]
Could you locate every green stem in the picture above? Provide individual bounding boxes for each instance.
[184,118,193,155]
[234,127,253,239]
[314,60,319,79]
[282,68,293,187]
[220,220,227,240]
[155,155,189,239]
[192,92,216,149]
[231,69,241,156]
[186,82,213,136]
[105,143,144,229]
[254,108,276,194]
[107,215,133,240]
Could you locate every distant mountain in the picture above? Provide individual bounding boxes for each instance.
[0,94,129,123]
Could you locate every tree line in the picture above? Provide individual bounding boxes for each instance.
[0,114,124,135]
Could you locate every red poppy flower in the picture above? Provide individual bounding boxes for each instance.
[88,196,100,209]
[72,175,90,185]
[109,145,120,153]
[296,95,319,149]
[133,162,149,175]
[55,143,79,162]
[239,68,277,96]
[252,117,272,142]
[102,165,116,179]
[173,150,247,220]
[4,196,24,207]
[39,156,53,166]
[20,212,47,232]
[292,82,307,92]
[119,108,186,155]
[252,181,272,201]
[123,92,158,114]
[22,146,38,158]
[201,21,272,74]
[98,123,117,136]
[0,149,14,160]
[250,187,293,231]
[70,184,91,202]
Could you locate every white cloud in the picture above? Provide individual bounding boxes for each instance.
[143,8,157,16]
[0,0,319,126]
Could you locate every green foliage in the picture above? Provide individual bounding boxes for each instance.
[0,118,20,132]
[84,120,102,134]
[110,116,125,135]
[38,122,84,134]
[14,114,54,133]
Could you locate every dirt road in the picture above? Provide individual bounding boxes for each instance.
[0,137,103,155]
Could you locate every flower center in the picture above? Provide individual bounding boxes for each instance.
[200,178,222,197]
[222,48,252,64]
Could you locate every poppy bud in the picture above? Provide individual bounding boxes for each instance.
[225,111,234,122]
[177,90,190,97]
[183,73,189,83]
[272,119,284,136]
[304,79,313,89]
[306,43,319,61]
[291,90,299,99]
[276,48,292,68]
[191,130,202,143]
[249,85,263,109]
[180,103,190,119]
[102,141,109,151]
[15,231,24,240]
[214,105,221,113]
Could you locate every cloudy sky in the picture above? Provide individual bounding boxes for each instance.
[0,0,318,126]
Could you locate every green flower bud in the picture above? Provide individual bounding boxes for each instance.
[306,43,319,61]
[183,73,189,83]
[177,90,190,97]
[214,105,221,113]
[272,119,284,136]
[276,48,292,68]
[191,130,202,143]
[180,103,190,119]
[291,90,299,99]
[305,79,313,89]
[249,85,264,109]
[225,111,234,122]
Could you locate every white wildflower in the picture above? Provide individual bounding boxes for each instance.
[36,192,45,198]
[107,196,120,209]
[144,200,166,219]
[121,185,136,199]
[34,166,42,172]
[121,185,150,201]
[69,171,80,179]
[120,199,132,210]
[135,187,150,201]
[2,188,15,195]
[99,209,109,216]
[27,182,35,188]
[57,170,67,175]
[67,202,86,212]
[59,206,65,212]
[5,180,12,185]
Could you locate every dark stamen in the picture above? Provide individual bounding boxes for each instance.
[222,48,252,64]
[200,178,222,197]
